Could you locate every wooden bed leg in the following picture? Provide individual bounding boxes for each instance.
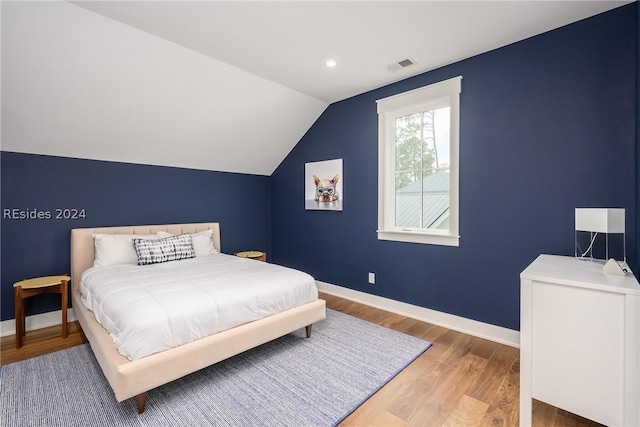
[136,393,146,414]
[305,324,312,338]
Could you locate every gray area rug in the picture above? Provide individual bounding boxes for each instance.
[1,309,431,426]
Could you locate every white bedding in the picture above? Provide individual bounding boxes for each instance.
[80,254,318,361]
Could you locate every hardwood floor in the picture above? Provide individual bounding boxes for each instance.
[1,320,87,366]
[320,293,604,427]
[1,293,604,426]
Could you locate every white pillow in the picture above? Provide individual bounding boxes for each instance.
[156,229,217,256]
[93,234,160,267]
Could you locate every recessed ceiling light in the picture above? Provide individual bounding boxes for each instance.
[326,59,337,67]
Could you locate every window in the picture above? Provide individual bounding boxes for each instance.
[377,76,461,246]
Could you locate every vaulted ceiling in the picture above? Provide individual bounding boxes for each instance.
[1,1,629,175]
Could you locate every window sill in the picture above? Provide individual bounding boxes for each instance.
[377,230,460,247]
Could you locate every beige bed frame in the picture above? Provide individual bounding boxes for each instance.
[70,222,326,413]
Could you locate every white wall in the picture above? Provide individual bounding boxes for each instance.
[1,2,327,175]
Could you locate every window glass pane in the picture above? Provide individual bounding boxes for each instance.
[422,169,450,230]
[395,113,422,172]
[421,110,436,169]
[395,170,420,191]
[394,106,452,231]
[395,171,421,228]
[433,106,450,168]
[422,107,450,170]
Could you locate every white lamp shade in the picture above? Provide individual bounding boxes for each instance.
[575,208,625,233]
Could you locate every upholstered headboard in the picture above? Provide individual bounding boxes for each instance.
[70,222,221,292]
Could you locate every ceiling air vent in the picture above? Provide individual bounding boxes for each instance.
[388,57,416,73]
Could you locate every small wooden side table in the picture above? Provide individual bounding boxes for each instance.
[13,275,70,349]
[234,251,267,262]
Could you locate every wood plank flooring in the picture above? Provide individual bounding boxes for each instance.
[1,320,87,366]
[1,293,604,426]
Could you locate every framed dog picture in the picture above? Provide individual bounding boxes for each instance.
[305,159,343,211]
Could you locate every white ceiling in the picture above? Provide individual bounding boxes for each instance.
[73,1,630,104]
[2,1,631,175]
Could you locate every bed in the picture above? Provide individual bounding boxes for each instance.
[70,222,326,413]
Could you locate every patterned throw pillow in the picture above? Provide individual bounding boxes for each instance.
[133,234,195,265]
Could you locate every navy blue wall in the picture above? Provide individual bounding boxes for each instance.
[1,152,271,321]
[271,4,638,331]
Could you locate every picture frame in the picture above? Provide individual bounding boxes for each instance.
[305,159,343,211]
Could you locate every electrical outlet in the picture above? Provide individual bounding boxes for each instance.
[368,272,375,284]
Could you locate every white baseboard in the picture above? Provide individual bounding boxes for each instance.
[1,308,76,338]
[316,281,520,348]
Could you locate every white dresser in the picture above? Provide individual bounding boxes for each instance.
[520,254,640,426]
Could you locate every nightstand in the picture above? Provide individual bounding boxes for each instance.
[234,251,267,262]
[13,275,70,349]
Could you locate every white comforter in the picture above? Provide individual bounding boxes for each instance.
[80,254,318,361]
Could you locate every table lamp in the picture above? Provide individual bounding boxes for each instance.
[575,208,627,267]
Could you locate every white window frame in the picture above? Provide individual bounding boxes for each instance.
[376,76,462,247]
